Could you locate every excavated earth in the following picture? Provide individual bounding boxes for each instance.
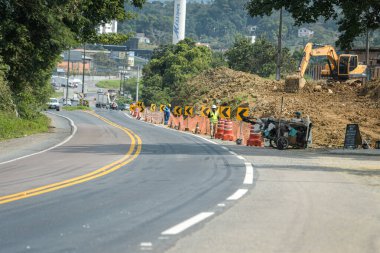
[186,67,380,148]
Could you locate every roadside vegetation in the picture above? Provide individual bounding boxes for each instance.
[53,91,64,98]
[63,106,92,111]
[96,80,121,89]
[0,112,50,141]
[0,1,145,141]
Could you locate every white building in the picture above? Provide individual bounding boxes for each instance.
[135,33,151,44]
[246,35,256,44]
[98,20,118,34]
[298,28,314,38]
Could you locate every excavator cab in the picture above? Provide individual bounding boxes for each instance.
[338,54,366,79]
[338,55,353,77]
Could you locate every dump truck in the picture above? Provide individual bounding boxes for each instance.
[285,43,367,92]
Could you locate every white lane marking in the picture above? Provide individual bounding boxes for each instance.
[227,189,248,200]
[161,212,214,235]
[229,151,237,156]
[221,146,228,150]
[236,155,246,160]
[124,112,133,119]
[0,112,77,165]
[244,162,254,185]
[217,203,226,207]
[140,242,152,247]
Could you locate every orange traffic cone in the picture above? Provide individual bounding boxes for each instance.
[215,119,225,139]
[222,120,234,141]
[247,124,264,147]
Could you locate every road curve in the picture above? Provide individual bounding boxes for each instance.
[0,110,247,253]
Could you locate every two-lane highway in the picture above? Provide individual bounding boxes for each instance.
[0,110,249,253]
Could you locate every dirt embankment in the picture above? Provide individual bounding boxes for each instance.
[186,67,380,148]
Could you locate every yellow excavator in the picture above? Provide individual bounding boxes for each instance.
[285,43,367,92]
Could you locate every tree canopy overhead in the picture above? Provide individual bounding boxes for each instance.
[246,0,380,49]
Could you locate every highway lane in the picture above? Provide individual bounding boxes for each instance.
[0,111,132,196]
[0,110,247,253]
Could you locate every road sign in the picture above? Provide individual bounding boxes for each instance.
[184,106,194,116]
[220,106,231,119]
[150,104,156,112]
[160,104,165,112]
[140,106,145,113]
[137,101,143,108]
[174,106,182,116]
[344,124,361,149]
[130,105,135,111]
[237,107,249,121]
[201,106,210,117]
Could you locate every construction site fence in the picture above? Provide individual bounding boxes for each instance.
[139,109,254,144]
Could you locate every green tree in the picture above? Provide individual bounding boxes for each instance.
[246,0,380,49]
[0,0,145,117]
[226,37,296,77]
[142,39,213,105]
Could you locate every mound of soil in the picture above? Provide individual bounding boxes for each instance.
[186,67,380,148]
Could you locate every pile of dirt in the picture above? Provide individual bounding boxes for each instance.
[186,67,380,148]
[359,79,380,102]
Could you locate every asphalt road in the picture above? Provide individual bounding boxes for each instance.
[166,145,380,253]
[0,110,247,253]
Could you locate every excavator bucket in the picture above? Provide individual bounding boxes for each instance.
[284,74,306,93]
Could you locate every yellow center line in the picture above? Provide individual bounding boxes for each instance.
[0,111,142,205]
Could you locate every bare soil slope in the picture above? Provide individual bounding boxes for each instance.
[187,67,380,147]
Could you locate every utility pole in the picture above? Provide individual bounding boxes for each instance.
[82,43,86,94]
[276,7,283,81]
[366,28,370,81]
[119,71,123,95]
[65,49,71,105]
[136,65,140,103]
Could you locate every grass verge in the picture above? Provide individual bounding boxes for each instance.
[53,91,64,98]
[63,106,92,111]
[0,112,50,141]
[96,80,121,89]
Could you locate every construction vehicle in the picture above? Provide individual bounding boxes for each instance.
[285,43,367,92]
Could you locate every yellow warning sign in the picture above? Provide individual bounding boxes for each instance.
[184,106,194,116]
[137,101,144,108]
[174,106,182,116]
[160,104,165,112]
[220,106,231,119]
[237,107,249,121]
[201,106,210,117]
[150,104,156,112]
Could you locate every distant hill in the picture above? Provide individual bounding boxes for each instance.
[122,0,379,50]
[149,0,212,2]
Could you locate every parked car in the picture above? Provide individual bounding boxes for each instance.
[97,88,104,94]
[47,98,60,111]
[62,98,72,106]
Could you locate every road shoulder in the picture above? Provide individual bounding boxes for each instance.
[0,112,72,163]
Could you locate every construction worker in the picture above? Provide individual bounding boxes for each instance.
[164,104,171,125]
[291,111,303,123]
[208,105,219,138]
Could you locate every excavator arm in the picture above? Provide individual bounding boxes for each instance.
[298,43,339,78]
[285,43,341,92]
